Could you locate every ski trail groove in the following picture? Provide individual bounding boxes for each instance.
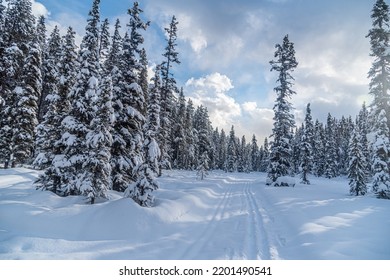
[180,184,234,259]
[245,185,272,259]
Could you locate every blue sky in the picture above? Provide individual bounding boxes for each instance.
[30,0,375,142]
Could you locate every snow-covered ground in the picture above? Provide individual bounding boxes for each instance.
[0,168,389,260]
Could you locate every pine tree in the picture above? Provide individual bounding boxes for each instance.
[159,15,180,174]
[348,120,368,196]
[267,35,298,185]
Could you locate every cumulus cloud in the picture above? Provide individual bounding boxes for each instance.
[32,0,50,18]
[185,73,241,131]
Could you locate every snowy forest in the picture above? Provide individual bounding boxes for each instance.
[0,0,390,209]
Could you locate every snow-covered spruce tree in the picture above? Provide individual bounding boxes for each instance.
[14,31,41,165]
[217,128,227,170]
[358,103,371,175]
[104,18,122,75]
[260,137,270,172]
[250,134,259,172]
[227,125,237,172]
[99,18,110,64]
[172,88,187,169]
[184,99,197,170]
[112,2,149,194]
[35,26,79,193]
[367,0,390,132]
[300,103,314,184]
[83,74,114,204]
[121,3,157,207]
[370,109,390,198]
[366,0,390,199]
[144,65,162,175]
[197,151,209,180]
[34,26,62,169]
[267,35,298,185]
[159,15,180,175]
[312,119,325,176]
[348,119,368,196]
[124,66,161,208]
[0,0,37,168]
[194,105,212,171]
[58,0,106,200]
[323,113,338,179]
[38,25,62,123]
[139,48,149,114]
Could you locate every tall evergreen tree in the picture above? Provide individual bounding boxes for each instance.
[370,109,390,198]
[0,0,37,168]
[99,18,110,63]
[348,119,368,196]
[111,2,149,192]
[367,0,390,131]
[300,103,314,184]
[36,26,80,193]
[267,35,298,185]
[227,125,237,172]
[172,88,187,169]
[57,0,104,200]
[159,15,180,174]
[323,113,338,178]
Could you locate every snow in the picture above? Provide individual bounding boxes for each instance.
[0,168,389,260]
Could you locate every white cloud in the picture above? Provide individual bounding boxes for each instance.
[185,73,241,131]
[176,13,208,54]
[32,0,50,18]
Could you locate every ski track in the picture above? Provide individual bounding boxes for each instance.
[180,183,234,259]
[180,175,277,260]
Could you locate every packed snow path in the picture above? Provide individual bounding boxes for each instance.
[0,168,389,259]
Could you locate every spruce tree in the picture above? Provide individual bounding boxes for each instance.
[250,135,259,172]
[267,35,298,185]
[184,99,196,169]
[370,109,390,198]
[36,27,80,193]
[112,2,149,193]
[367,0,390,131]
[324,114,338,178]
[84,74,114,203]
[348,120,368,196]
[99,18,110,63]
[159,15,180,174]
[300,103,314,184]
[172,88,187,169]
[227,125,237,172]
[58,0,104,200]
